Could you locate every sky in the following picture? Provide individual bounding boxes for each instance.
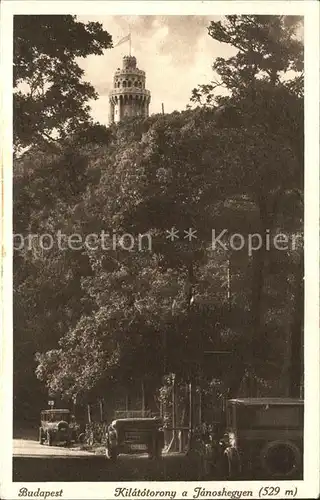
[77,16,236,125]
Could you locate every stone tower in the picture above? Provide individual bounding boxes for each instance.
[109,55,151,124]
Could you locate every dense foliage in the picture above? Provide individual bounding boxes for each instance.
[13,15,112,152]
[13,15,304,422]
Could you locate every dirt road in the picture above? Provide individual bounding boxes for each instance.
[13,438,94,458]
[12,438,204,481]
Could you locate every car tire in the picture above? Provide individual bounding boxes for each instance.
[154,439,162,460]
[47,431,53,446]
[39,428,44,445]
[220,449,241,480]
[218,452,230,479]
[147,435,161,460]
[78,433,85,443]
[260,440,302,479]
[147,444,156,460]
[105,443,117,462]
[228,449,241,479]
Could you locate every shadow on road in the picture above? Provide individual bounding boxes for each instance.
[13,453,205,482]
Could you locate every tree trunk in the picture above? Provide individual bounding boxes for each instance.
[186,381,194,453]
[289,254,304,397]
[251,245,266,332]
[87,404,92,424]
[72,396,77,417]
[250,197,268,396]
[172,374,177,450]
[251,197,269,328]
[186,262,194,310]
[227,257,232,311]
[141,380,146,414]
[198,387,202,426]
[185,261,195,452]
[125,393,130,413]
[99,399,104,422]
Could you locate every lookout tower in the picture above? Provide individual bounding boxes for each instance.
[109,55,151,124]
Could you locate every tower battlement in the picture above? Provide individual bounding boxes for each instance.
[109,55,151,124]
[123,55,137,69]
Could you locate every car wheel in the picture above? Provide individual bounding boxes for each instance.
[47,431,53,446]
[154,440,162,460]
[229,450,241,479]
[219,452,230,479]
[39,428,44,445]
[105,443,117,462]
[78,433,85,443]
[260,440,302,479]
[147,443,154,459]
[218,448,241,479]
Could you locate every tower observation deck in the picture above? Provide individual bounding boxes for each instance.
[109,55,151,124]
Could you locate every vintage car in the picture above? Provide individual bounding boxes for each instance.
[105,417,164,461]
[39,409,73,446]
[216,397,303,480]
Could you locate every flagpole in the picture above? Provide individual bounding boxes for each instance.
[129,33,131,56]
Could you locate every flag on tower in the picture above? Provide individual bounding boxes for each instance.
[114,33,131,48]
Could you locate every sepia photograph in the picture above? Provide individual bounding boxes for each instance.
[1,1,319,499]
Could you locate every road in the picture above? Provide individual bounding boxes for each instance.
[14,438,94,458]
[13,438,205,481]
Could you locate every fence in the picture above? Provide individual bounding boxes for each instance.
[84,421,108,445]
[114,410,154,419]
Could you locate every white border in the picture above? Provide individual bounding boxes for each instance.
[1,2,319,499]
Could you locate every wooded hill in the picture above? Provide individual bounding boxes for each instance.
[13,15,303,422]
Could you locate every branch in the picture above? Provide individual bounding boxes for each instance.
[35,131,63,153]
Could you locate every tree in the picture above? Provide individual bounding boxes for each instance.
[35,108,301,405]
[13,15,113,416]
[13,146,98,419]
[191,15,304,395]
[192,15,303,103]
[191,16,303,167]
[13,15,112,152]
[16,19,305,415]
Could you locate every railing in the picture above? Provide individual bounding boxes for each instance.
[114,410,155,419]
[84,422,108,445]
[109,88,151,96]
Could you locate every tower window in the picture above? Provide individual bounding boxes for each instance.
[128,80,132,87]
[123,81,127,88]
